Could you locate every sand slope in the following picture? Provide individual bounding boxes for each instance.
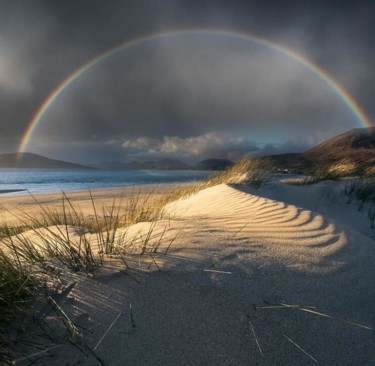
[10,184,375,365]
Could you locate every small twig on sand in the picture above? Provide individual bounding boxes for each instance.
[203,269,232,274]
[47,296,81,341]
[286,264,308,268]
[163,224,186,255]
[94,311,122,351]
[256,302,371,330]
[230,222,248,240]
[11,344,64,365]
[256,303,301,310]
[249,319,263,357]
[147,254,161,271]
[256,263,267,270]
[283,334,318,363]
[129,303,136,328]
[299,307,372,330]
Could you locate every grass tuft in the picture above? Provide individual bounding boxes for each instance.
[0,252,37,328]
[207,157,274,187]
[344,177,375,228]
[285,160,358,185]
[165,157,274,198]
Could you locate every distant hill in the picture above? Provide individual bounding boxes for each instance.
[194,158,233,170]
[143,159,191,170]
[304,127,375,168]
[266,127,375,172]
[264,153,312,171]
[93,158,191,170]
[94,158,234,170]
[0,153,91,169]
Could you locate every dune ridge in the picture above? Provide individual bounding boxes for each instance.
[5,183,375,365]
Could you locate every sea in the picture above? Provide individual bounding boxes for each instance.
[0,169,213,196]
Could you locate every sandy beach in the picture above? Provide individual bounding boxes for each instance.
[0,184,178,225]
[2,180,375,365]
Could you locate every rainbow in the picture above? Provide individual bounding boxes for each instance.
[18,29,372,153]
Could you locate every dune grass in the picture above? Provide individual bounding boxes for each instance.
[0,254,37,332]
[166,157,274,197]
[206,157,274,187]
[363,166,375,178]
[0,247,47,364]
[344,177,375,228]
[0,190,157,363]
[285,160,358,185]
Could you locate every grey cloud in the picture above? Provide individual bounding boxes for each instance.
[121,132,259,162]
[0,54,33,95]
[122,137,157,152]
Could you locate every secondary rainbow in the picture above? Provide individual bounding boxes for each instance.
[18,29,372,153]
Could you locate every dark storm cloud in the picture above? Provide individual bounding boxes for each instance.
[0,0,374,161]
[33,34,356,148]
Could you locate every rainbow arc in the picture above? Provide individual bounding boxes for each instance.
[18,29,372,153]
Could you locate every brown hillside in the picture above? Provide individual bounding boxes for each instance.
[304,127,375,168]
[264,153,313,172]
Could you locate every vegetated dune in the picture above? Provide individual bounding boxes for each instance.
[7,183,375,365]
[266,127,375,171]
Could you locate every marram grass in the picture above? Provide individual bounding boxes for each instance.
[285,160,360,185]
[344,177,375,228]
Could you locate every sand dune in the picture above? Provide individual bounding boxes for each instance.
[6,183,375,365]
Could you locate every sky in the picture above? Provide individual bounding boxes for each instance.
[0,0,374,164]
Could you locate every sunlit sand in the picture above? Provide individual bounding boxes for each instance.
[2,180,374,365]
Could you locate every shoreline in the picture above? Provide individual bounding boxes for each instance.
[0,189,26,194]
[0,182,180,195]
[0,169,213,199]
[0,183,180,224]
